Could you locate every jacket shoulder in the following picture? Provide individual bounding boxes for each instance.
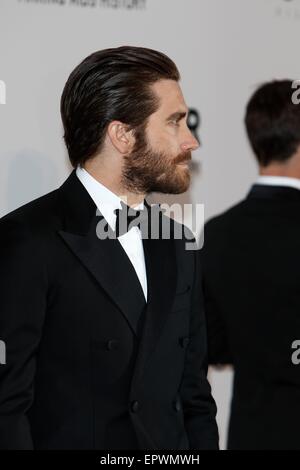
[0,188,60,234]
[205,199,247,233]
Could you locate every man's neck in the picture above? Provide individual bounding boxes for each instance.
[81,164,145,208]
[259,150,300,178]
[259,166,300,179]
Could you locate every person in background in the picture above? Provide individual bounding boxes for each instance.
[201,80,300,450]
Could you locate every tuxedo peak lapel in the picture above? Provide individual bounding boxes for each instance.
[131,227,177,390]
[57,170,146,337]
[58,169,97,235]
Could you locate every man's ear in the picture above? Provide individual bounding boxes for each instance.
[107,121,135,154]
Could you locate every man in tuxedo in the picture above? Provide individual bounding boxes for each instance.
[201,80,300,449]
[0,46,218,450]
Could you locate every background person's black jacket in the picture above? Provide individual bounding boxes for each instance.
[0,170,218,450]
[201,184,300,450]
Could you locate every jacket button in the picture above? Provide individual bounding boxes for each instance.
[106,339,119,351]
[131,401,139,413]
[173,399,181,412]
[179,336,190,349]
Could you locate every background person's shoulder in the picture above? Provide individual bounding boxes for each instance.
[205,199,247,234]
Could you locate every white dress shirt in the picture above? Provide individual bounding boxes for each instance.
[256,175,300,191]
[76,165,148,301]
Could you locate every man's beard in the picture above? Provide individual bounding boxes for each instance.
[121,124,191,195]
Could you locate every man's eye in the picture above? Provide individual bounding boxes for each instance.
[171,120,180,127]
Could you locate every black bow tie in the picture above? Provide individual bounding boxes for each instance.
[114,201,148,237]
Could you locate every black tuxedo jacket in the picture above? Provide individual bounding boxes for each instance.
[201,184,300,450]
[0,170,218,450]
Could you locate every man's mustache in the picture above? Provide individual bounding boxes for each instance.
[173,151,192,164]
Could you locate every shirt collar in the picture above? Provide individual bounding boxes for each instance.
[255,175,300,192]
[75,165,144,231]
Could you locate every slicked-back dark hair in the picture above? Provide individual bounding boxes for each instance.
[245,80,300,166]
[61,46,180,167]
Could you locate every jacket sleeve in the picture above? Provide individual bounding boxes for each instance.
[0,216,47,449]
[179,246,219,450]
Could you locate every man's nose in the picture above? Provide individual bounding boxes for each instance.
[181,130,200,152]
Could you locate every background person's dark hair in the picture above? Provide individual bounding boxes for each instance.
[61,46,180,168]
[245,79,300,167]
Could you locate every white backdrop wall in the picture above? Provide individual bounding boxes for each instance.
[1,0,300,449]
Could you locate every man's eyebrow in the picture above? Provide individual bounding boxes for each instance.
[166,111,188,122]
